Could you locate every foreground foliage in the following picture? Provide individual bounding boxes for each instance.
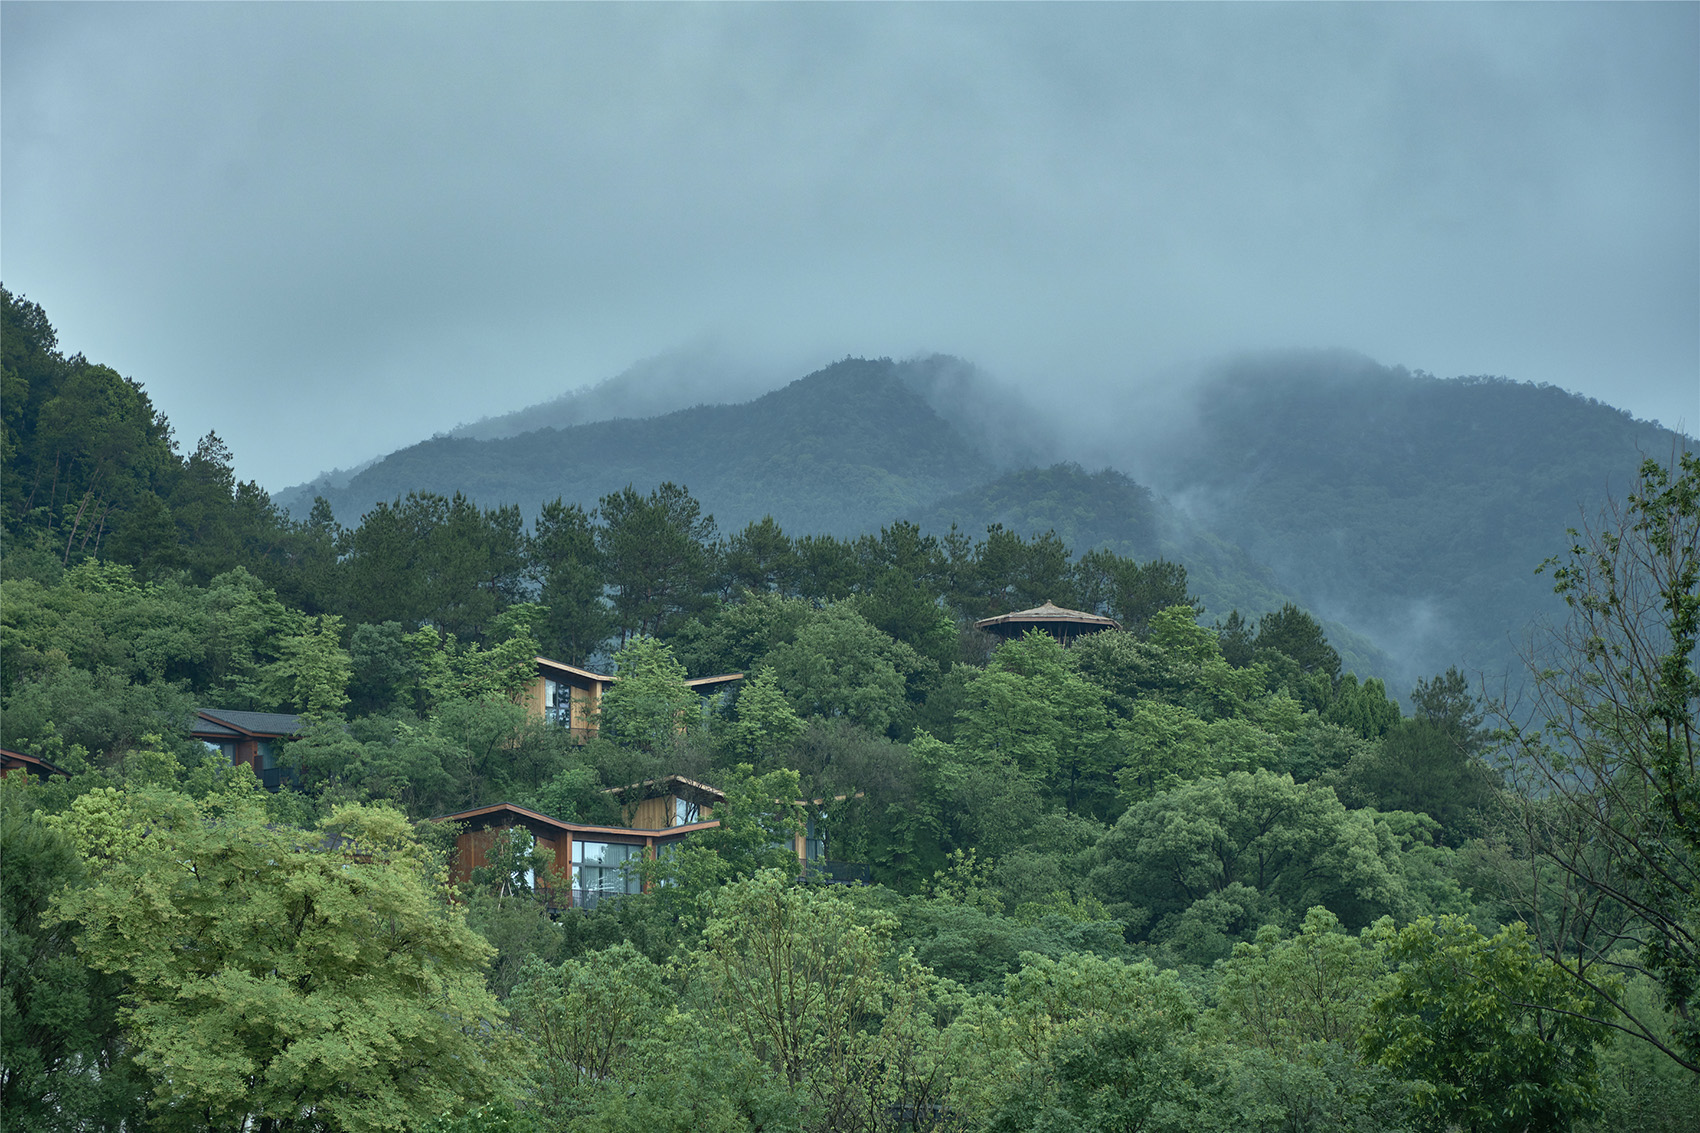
[43,779,507,1132]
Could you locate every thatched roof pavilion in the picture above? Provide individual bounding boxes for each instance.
[973,600,1120,646]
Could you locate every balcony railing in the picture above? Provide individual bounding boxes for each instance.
[807,860,871,885]
[534,884,629,914]
[259,767,301,792]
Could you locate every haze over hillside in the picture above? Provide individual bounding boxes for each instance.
[277,349,1689,691]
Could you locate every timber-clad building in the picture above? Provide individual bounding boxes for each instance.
[436,773,835,910]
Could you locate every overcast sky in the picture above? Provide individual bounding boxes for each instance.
[4,3,1695,491]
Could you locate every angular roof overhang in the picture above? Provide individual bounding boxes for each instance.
[192,709,303,739]
[1,748,70,780]
[535,657,616,684]
[604,774,728,806]
[432,800,720,839]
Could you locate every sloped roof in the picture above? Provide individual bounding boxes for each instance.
[193,709,303,738]
[973,600,1120,631]
[432,800,720,839]
[535,656,615,683]
[536,657,743,691]
[684,672,744,691]
[604,774,727,805]
[1,748,70,779]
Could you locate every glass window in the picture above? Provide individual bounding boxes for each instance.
[569,840,643,907]
[805,814,826,862]
[544,678,572,726]
[256,741,276,771]
[674,796,700,826]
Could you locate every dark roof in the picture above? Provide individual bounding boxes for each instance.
[974,600,1120,631]
[193,709,303,738]
[1,748,70,780]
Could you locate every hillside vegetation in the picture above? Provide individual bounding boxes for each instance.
[4,286,1695,1132]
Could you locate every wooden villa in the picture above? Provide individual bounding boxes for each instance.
[0,747,69,782]
[437,773,835,909]
[436,800,719,910]
[192,708,302,791]
[518,656,744,741]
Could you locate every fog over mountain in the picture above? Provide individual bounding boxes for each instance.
[276,346,1686,693]
[4,4,1693,491]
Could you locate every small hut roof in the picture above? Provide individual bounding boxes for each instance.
[973,600,1120,632]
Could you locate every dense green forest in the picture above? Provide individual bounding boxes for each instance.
[3,286,1697,1132]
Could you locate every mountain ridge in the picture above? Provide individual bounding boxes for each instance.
[275,347,1691,690]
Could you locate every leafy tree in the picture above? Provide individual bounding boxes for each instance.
[948,524,1078,621]
[909,728,1046,864]
[1338,669,1496,846]
[1093,770,1411,960]
[1130,607,1269,720]
[698,872,895,1094]
[956,629,1112,813]
[347,620,419,716]
[720,514,798,596]
[1215,609,1258,668]
[338,492,529,642]
[1322,672,1403,741]
[47,784,508,1132]
[645,766,805,907]
[788,720,943,890]
[262,613,353,716]
[1364,916,1611,1133]
[1074,550,1200,637]
[766,604,925,736]
[723,666,807,763]
[0,781,146,1130]
[984,951,1221,1133]
[670,592,818,679]
[599,636,700,753]
[518,767,614,832]
[1255,603,1342,685]
[1112,699,1284,805]
[1208,906,1388,1056]
[1498,451,1700,1070]
[508,942,666,1114]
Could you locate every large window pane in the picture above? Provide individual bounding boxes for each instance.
[569,840,642,907]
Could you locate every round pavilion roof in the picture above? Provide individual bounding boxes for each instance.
[973,600,1120,632]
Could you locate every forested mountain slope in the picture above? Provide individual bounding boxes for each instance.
[1111,351,1691,682]
[289,345,1685,687]
[300,357,999,537]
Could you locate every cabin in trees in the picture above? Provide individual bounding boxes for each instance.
[520,657,614,741]
[974,600,1120,646]
[437,801,718,909]
[0,747,69,781]
[192,708,301,791]
[519,656,744,741]
[607,774,724,829]
[437,774,829,909]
